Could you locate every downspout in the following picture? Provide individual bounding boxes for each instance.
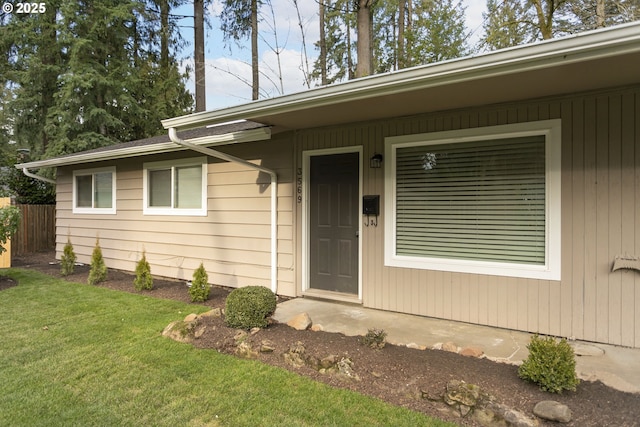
[167,128,278,294]
[22,168,56,185]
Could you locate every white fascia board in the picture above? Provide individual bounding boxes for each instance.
[15,127,271,170]
[161,21,640,131]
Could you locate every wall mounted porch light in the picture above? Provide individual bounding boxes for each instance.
[370,153,383,169]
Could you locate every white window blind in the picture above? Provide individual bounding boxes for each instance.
[94,172,113,209]
[175,165,202,209]
[395,136,546,265]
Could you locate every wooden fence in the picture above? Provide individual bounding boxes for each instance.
[12,204,56,256]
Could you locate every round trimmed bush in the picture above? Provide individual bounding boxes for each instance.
[518,335,579,393]
[224,286,277,329]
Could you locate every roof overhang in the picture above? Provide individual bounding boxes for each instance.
[15,126,271,170]
[162,21,640,131]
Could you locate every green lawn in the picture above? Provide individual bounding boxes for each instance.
[0,269,453,427]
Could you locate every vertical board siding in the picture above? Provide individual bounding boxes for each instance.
[295,86,640,348]
[56,136,295,295]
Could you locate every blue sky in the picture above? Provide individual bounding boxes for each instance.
[173,0,487,111]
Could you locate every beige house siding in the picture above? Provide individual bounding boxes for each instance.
[56,135,296,295]
[294,85,640,348]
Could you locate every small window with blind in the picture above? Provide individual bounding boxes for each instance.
[143,157,207,216]
[72,167,116,214]
[384,120,561,280]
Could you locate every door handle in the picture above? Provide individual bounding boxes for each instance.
[355,231,359,238]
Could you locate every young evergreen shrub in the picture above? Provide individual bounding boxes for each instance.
[133,251,153,290]
[224,286,277,329]
[359,328,387,349]
[87,238,107,285]
[60,238,77,276]
[189,262,209,302]
[518,335,579,393]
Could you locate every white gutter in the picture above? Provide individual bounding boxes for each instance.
[14,127,271,170]
[167,128,279,294]
[22,168,56,184]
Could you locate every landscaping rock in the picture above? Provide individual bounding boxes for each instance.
[336,357,360,381]
[162,320,194,343]
[433,380,539,426]
[442,341,459,353]
[444,379,481,408]
[260,339,276,353]
[283,341,307,368]
[194,325,207,338]
[460,346,484,358]
[233,330,248,343]
[200,308,222,317]
[533,400,572,423]
[183,313,198,322]
[407,342,427,350]
[287,313,312,330]
[480,401,540,427]
[320,354,338,369]
[236,341,258,359]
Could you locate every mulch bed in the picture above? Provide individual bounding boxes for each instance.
[5,252,640,426]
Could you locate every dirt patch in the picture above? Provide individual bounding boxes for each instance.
[0,275,17,291]
[9,251,640,426]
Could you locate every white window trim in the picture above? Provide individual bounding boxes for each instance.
[142,157,208,216]
[72,166,116,214]
[384,119,561,281]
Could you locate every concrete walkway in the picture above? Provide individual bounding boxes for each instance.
[273,298,640,394]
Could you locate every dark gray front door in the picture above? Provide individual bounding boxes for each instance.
[309,152,359,294]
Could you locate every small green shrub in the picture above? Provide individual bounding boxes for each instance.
[359,328,387,349]
[87,238,107,285]
[189,262,209,302]
[133,251,153,291]
[60,238,77,276]
[225,286,277,329]
[518,335,579,393]
[0,205,20,255]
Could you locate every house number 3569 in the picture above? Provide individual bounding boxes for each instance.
[296,168,302,204]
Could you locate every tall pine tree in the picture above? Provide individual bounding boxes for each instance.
[219,0,262,100]
[0,0,192,160]
[480,0,638,51]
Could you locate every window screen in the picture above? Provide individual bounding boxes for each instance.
[76,175,93,208]
[148,169,171,207]
[94,172,113,209]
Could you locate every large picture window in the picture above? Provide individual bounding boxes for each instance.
[143,157,207,216]
[72,167,116,214]
[384,120,561,280]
